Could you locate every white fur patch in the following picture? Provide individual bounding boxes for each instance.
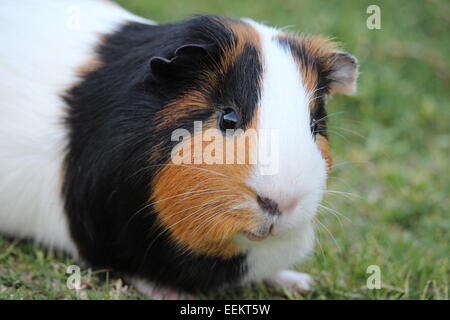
[266,270,314,294]
[239,20,327,281]
[0,0,153,255]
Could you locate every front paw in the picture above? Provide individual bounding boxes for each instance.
[265,270,314,295]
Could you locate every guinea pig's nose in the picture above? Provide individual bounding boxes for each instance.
[257,195,299,215]
[257,195,280,216]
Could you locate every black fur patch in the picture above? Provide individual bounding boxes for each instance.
[63,16,263,292]
[212,43,262,129]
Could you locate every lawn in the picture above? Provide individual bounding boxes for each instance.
[0,0,448,299]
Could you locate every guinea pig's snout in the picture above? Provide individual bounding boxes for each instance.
[256,194,298,216]
[256,195,279,215]
[244,195,300,242]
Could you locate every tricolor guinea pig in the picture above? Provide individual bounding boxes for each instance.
[0,0,358,299]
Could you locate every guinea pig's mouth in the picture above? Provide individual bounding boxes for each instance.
[243,223,274,242]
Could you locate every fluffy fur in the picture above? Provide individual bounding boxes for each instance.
[0,0,358,297]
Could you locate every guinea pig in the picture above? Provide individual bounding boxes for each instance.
[0,0,358,299]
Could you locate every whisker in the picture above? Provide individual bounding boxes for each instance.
[278,24,298,31]
[314,223,326,260]
[128,163,236,182]
[309,94,326,103]
[327,125,367,140]
[153,194,252,237]
[138,201,232,265]
[315,218,340,250]
[325,189,359,200]
[189,201,243,237]
[200,207,250,243]
[125,173,243,229]
[122,188,229,231]
[318,204,351,223]
[331,160,371,169]
[326,176,354,190]
[316,128,348,141]
[161,194,241,223]
[139,198,247,264]
[313,111,346,124]
[310,85,327,96]
[318,207,344,226]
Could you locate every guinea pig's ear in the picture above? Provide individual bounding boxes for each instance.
[149,43,215,80]
[326,52,359,95]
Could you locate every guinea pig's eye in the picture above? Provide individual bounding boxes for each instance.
[219,108,240,131]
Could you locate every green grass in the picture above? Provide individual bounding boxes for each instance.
[1,0,449,300]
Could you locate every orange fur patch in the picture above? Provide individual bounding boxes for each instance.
[276,33,339,108]
[151,115,260,258]
[316,134,333,174]
[154,90,209,130]
[75,58,102,76]
[221,19,261,70]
